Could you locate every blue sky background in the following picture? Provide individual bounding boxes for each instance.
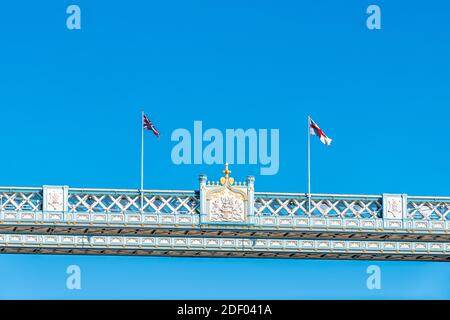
[0,0,449,299]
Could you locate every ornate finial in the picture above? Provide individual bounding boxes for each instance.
[223,163,231,178]
[220,163,235,186]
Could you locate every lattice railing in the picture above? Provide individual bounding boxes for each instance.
[254,195,382,219]
[0,187,449,220]
[0,188,42,212]
[68,191,199,215]
[407,198,450,220]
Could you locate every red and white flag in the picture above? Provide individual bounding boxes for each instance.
[143,114,160,138]
[309,118,332,146]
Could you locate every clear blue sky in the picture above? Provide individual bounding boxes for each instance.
[0,0,449,299]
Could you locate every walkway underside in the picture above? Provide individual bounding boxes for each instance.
[0,224,448,242]
[1,247,448,261]
[0,233,448,262]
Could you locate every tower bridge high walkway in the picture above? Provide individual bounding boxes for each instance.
[0,170,449,261]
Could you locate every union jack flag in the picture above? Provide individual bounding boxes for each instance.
[143,114,160,138]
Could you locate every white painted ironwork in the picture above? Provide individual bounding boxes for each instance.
[0,233,447,261]
[407,199,450,220]
[0,186,449,261]
[67,191,199,215]
[0,189,42,212]
[254,195,382,219]
[0,211,449,236]
[1,187,450,221]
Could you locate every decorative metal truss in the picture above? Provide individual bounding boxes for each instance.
[3,188,449,220]
[0,185,449,261]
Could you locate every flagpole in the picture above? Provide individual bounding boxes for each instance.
[307,115,311,214]
[141,111,144,212]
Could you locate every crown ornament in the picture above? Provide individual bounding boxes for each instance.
[220,163,235,186]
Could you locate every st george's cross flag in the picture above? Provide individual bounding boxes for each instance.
[143,114,160,138]
[309,118,332,146]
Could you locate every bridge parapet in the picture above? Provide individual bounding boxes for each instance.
[0,186,450,241]
[0,185,449,260]
[1,187,449,220]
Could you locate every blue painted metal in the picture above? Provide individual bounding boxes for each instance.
[0,185,449,261]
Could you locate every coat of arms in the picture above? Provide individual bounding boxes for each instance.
[47,190,63,211]
[209,188,245,222]
[383,194,406,220]
[43,186,68,212]
[201,164,251,223]
[387,198,402,218]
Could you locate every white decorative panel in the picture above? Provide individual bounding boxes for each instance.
[199,165,255,224]
[383,194,407,220]
[43,186,68,212]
